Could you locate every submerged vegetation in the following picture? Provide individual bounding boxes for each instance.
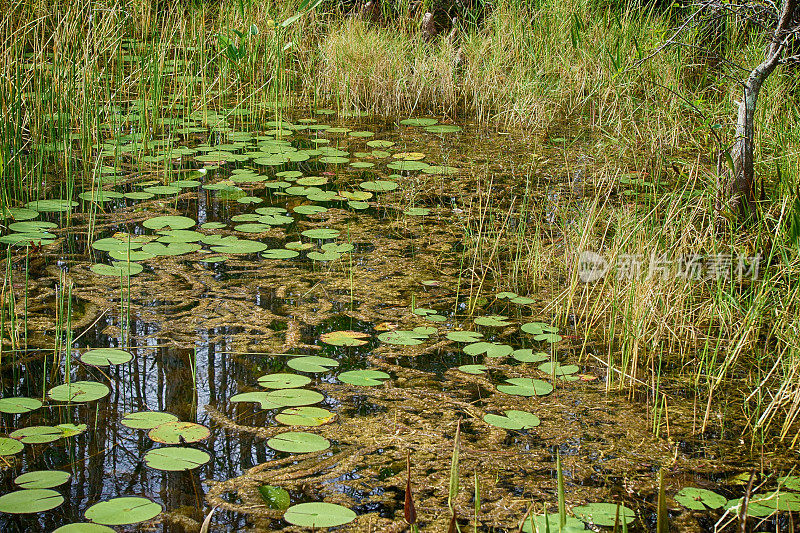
[1,0,800,531]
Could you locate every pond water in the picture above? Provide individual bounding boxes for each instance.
[0,107,797,532]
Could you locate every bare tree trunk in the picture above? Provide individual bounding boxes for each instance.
[721,0,798,219]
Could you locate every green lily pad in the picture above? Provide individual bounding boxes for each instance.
[148,421,210,444]
[0,437,24,455]
[338,370,390,386]
[520,322,556,335]
[496,378,553,397]
[483,410,540,430]
[474,315,511,327]
[258,373,311,389]
[724,497,773,517]
[142,215,195,230]
[366,139,395,148]
[360,180,399,192]
[259,485,291,510]
[0,489,64,513]
[0,396,42,414]
[141,242,200,256]
[287,356,339,373]
[512,349,550,363]
[446,331,483,343]
[81,348,132,366]
[425,124,462,134]
[84,496,162,525]
[400,118,438,127]
[267,431,331,453]
[538,362,580,376]
[108,249,155,261]
[511,295,533,305]
[143,447,211,471]
[53,524,116,532]
[9,426,63,444]
[267,389,326,407]
[458,364,488,374]
[521,513,584,532]
[301,228,340,239]
[275,406,335,427]
[25,199,78,212]
[386,160,429,172]
[348,201,370,210]
[48,381,110,402]
[463,342,513,358]
[90,262,143,277]
[121,411,179,430]
[321,330,370,346]
[572,502,635,526]
[377,329,432,346]
[230,392,282,410]
[210,239,268,254]
[1,207,39,220]
[535,333,563,343]
[15,470,71,489]
[57,423,87,437]
[404,207,430,216]
[675,487,727,510]
[283,502,356,528]
[8,221,57,232]
[779,475,800,491]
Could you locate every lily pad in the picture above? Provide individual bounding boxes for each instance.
[142,215,195,230]
[378,328,432,346]
[10,425,63,444]
[121,411,179,430]
[301,228,340,239]
[267,431,331,453]
[283,502,356,528]
[48,381,110,403]
[483,410,540,430]
[148,421,210,444]
[0,489,64,513]
[425,124,462,134]
[320,330,370,347]
[572,502,635,526]
[474,315,511,327]
[15,470,71,489]
[267,389,326,407]
[512,349,549,363]
[0,437,24,455]
[400,118,438,127]
[446,331,483,343]
[84,496,162,525]
[496,378,553,397]
[458,364,488,374]
[230,392,282,410]
[53,524,116,532]
[91,262,143,277]
[463,342,513,358]
[26,199,78,212]
[258,373,311,389]
[0,396,42,414]
[538,362,580,376]
[143,447,211,471]
[360,180,399,192]
[287,356,339,373]
[81,348,132,366]
[210,239,268,254]
[259,485,291,510]
[275,406,335,427]
[674,487,727,510]
[338,370,390,386]
[521,513,584,532]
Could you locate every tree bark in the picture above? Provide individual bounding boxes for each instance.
[722,0,798,219]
